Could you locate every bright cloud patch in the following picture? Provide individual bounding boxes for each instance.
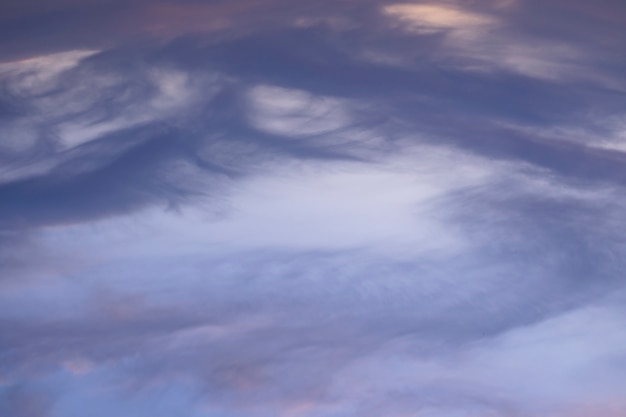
[248,85,351,137]
[383,3,496,34]
[0,50,99,96]
[383,3,586,81]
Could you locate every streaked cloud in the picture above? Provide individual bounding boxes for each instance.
[381,1,614,84]
[383,3,496,34]
[1,0,626,416]
[248,85,351,137]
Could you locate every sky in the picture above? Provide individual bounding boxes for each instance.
[1,0,626,416]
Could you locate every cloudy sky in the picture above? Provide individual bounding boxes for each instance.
[1,0,626,416]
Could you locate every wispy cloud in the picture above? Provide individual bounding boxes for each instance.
[1,1,626,416]
[382,2,590,81]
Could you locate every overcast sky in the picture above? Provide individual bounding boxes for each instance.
[1,1,626,416]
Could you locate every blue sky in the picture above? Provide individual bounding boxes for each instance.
[1,1,626,416]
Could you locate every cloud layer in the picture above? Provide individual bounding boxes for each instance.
[1,1,626,416]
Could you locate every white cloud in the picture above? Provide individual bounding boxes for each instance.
[384,3,496,35]
[464,305,626,411]
[0,50,222,151]
[248,85,351,137]
[497,116,626,155]
[0,49,99,96]
[92,144,500,259]
[382,3,585,81]
[324,303,626,416]
[55,68,216,149]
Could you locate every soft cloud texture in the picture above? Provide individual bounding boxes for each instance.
[1,0,626,416]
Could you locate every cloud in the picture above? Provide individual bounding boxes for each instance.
[2,137,622,380]
[380,1,623,86]
[0,42,376,236]
[0,384,52,417]
[465,305,626,407]
[1,1,626,416]
[0,49,98,95]
[383,3,496,34]
[247,85,351,137]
